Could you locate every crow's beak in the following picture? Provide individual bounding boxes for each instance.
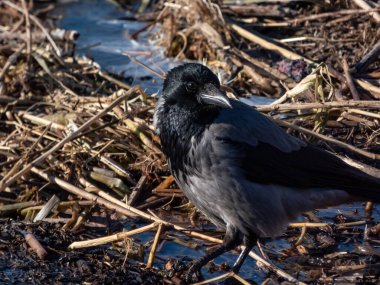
[199,85,232,109]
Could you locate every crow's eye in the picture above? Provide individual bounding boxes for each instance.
[186,81,197,92]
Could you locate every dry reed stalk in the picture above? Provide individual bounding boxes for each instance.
[275,119,380,160]
[231,24,314,64]
[20,0,31,59]
[256,100,380,112]
[342,57,360,100]
[154,175,174,190]
[193,272,233,285]
[68,223,158,249]
[289,222,329,228]
[0,201,40,215]
[146,223,163,268]
[3,0,62,57]
[353,0,380,22]
[23,232,48,259]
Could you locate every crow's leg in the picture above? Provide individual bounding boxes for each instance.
[184,226,241,283]
[231,235,256,274]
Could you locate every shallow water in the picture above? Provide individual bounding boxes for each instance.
[53,1,380,283]
[53,0,178,94]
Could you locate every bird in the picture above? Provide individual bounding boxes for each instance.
[153,63,380,282]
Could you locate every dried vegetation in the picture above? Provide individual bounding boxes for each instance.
[1,0,380,284]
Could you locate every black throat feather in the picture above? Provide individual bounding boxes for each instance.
[158,103,219,173]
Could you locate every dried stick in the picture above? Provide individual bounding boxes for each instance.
[245,7,380,27]
[124,54,166,79]
[99,156,136,185]
[23,231,48,259]
[68,223,158,249]
[0,121,50,188]
[3,0,62,56]
[256,100,380,112]
[247,248,306,285]
[356,79,380,98]
[112,106,161,153]
[342,57,360,100]
[32,167,152,219]
[336,221,367,228]
[21,0,31,58]
[137,197,172,210]
[1,87,139,191]
[128,175,146,206]
[195,272,251,285]
[19,112,66,131]
[356,40,380,72]
[33,195,60,222]
[123,118,161,153]
[275,119,380,160]
[231,24,314,64]
[193,272,232,285]
[289,222,329,228]
[353,0,380,22]
[153,175,175,191]
[232,47,288,81]
[231,23,380,99]
[295,226,307,246]
[146,223,163,268]
[98,70,132,90]
[0,45,25,80]
[0,201,40,215]
[232,273,252,285]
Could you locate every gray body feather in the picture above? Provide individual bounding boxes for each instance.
[171,101,350,237]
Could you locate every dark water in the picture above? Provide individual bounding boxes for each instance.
[52,1,380,283]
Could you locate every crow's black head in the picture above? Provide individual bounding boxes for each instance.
[154,63,232,164]
[162,63,231,110]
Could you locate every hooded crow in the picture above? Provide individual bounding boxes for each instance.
[153,63,380,281]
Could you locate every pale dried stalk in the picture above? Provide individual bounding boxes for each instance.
[295,226,307,246]
[275,119,380,160]
[33,194,60,222]
[78,176,137,218]
[231,24,314,64]
[353,0,380,22]
[0,201,39,214]
[3,0,62,56]
[256,100,380,112]
[68,223,158,249]
[289,222,329,228]
[247,249,307,285]
[193,272,233,285]
[146,223,163,268]
[0,45,25,80]
[21,0,31,57]
[342,57,360,100]
[232,273,252,285]
[356,79,380,98]
[24,232,48,259]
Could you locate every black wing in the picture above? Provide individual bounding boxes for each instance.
[211,100,380,201]
[236,140,380,200]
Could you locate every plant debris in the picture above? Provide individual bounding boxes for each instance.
[1,0,380,284]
